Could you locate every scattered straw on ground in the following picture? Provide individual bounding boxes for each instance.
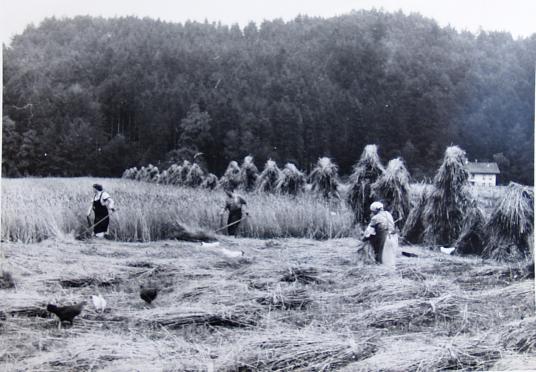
[1,237,534,370]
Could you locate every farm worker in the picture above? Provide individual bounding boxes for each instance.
[362,201,398,267]
[87,184,115,238]
[220,188,247,236]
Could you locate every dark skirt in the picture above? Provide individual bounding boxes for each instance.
[370,228,388,263]
[227,210,242,236]
[93,212,109,234]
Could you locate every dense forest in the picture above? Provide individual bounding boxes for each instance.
[2,10,535,184]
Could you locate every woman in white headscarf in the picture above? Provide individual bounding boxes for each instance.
[362,201,398,267]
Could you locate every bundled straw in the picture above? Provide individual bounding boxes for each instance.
[371,157,411,229]
[406,338,502,371]
[134,164,159,183]
[347,145,385,224]
[178,160,192,185]
[502,317,536,353]
[347,278,447,305]
[157,170,169,184]
[256,159,281,193]
[482,182,534,262]
[147,309,258,328]
[349,335,501,372]
[134,166,146,181]
[454,200,487,255]
[423,146,474,246]
[227,330,377,371]
[466,281,535,329]
[8,306,49,318]
[309,157,340,199]
[159,221,216,242]
[353,295,461,330]
[280,267,322,284]
[201,173,219,190]
[166,163,182,185]
[53,276,122,288]
[276,163,306,195]
[256,286,311,310]
[402,184,431,244]
[147,164,160,183]
[239,155,259,192]
[493,353,536,371]
[121,167,138,179]
[220,161,241,191]
[184,163,205,187]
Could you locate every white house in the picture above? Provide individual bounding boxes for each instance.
[465,161,500,187]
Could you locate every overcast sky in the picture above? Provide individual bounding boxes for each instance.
[1,0,536,45]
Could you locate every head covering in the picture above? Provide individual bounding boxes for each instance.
[93,184,103,192]
[370,201,383,212]
[224,185,235,195]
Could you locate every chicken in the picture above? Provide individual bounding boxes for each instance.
[221,247,244,258]
[91,294,106,313]
[140,285,158,305]
[47,301,86,328]
[201,241,220,248]
[440,247,456,255]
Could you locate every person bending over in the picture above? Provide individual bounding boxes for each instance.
[220,188,247,236]
[362,201,397,265]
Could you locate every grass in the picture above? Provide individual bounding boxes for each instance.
[0,236,533,371]
[1,178,355,242]
[0,178,522,245]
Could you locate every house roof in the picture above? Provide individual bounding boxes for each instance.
[465,162,500,174]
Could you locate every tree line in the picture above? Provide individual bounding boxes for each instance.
[2,10,534,184]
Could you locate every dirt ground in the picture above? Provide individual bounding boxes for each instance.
[1,237,534,371]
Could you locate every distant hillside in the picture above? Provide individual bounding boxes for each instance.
[3,11,534,183]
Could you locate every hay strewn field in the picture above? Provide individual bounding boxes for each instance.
[1,237,534,371]
[1,178,534,371]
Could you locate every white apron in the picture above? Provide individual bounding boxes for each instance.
[382,233,398,269]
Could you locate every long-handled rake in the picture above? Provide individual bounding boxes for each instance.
[77,210,118,239]
[215,213,249,233]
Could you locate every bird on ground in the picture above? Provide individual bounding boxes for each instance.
[91,294,106,313]
[440,247,456,255]
[140,285,158,305]
[47,301,86,329]
[201,241,220,248]
[221,247,244,258]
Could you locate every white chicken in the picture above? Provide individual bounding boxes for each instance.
[221,247,244,258]
[91,294,107,313]
[201,242,221,248]
[201,241,243,257]
[440,246,456,255]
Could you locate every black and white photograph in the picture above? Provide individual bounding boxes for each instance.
[1,0,535,370]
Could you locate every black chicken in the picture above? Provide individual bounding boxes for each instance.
[47,301,86,328]
[140,285,158,304]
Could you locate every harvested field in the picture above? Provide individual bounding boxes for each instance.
[1,237,534,371]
